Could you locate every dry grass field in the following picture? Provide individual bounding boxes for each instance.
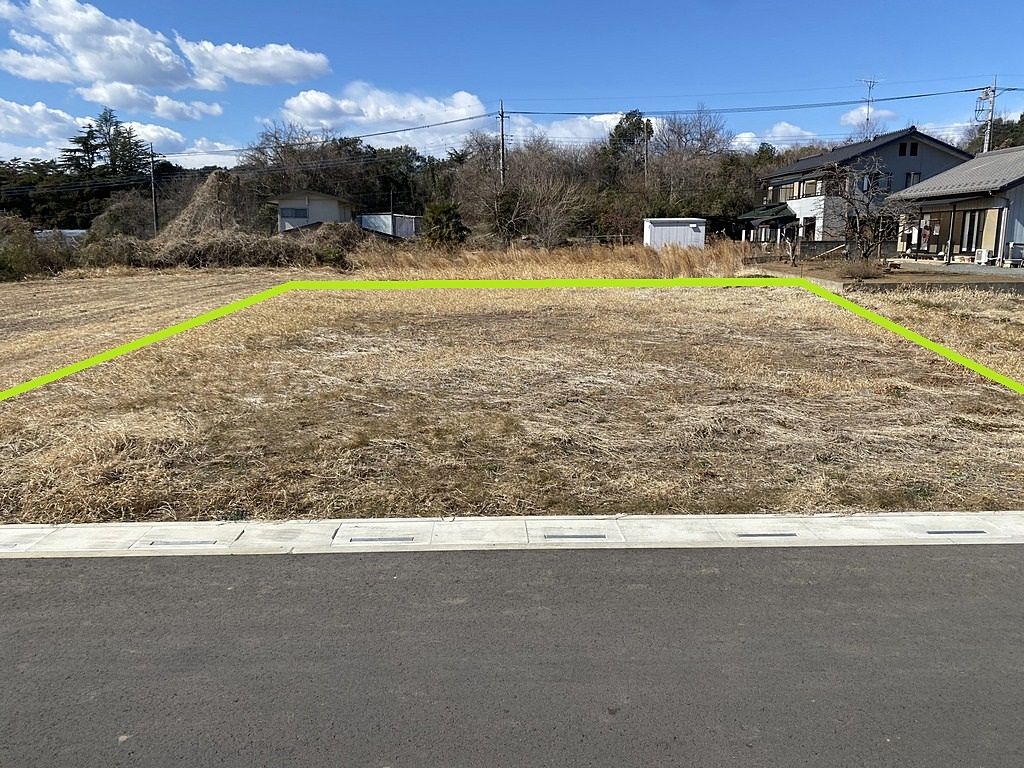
[2,255,1023,523]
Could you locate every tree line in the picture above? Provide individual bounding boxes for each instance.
[7,105,1023,243]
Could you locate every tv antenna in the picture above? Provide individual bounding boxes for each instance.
[858,77,880,137]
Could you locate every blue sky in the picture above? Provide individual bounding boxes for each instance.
[1,0,1023,166]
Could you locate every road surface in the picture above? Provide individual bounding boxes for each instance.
[2,547,1022,767]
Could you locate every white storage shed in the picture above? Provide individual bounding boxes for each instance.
[359,213,422,240]
[642,218,706,249]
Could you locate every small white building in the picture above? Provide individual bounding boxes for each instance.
[268,191,352,233]
[643,218,707,249]
[359,213,422,240]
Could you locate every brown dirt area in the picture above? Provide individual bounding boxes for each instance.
[2,269,1022,523]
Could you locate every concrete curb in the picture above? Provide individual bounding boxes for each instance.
[1,512,1022,558]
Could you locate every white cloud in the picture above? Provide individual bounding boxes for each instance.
[0,96,80,137]
[839,106,898,128]
[918,120,974,145]
[76,82,221,121]
[169,137,241,169]
[175,36,330,89]
[0,0,191,87]
[0,96,230,161]
[732,121,817,150]
[9,28,52,52]
[0,0,22,21]
[0,0,329,121]
[0,48,75,80]
[514,113,622,144]
[124,120,186,152]
[282,82,489,150]
[0,137,61,158]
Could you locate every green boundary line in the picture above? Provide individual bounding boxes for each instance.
[2,276,1021,403]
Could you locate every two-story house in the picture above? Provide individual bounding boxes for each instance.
[740,127,971,246]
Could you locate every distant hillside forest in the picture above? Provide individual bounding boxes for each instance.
[4,107,1021,243]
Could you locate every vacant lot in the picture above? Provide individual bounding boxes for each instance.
[2,271,1022,523]
[0,267,311,393]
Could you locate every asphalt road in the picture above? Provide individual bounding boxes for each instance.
[2,547,1023,767]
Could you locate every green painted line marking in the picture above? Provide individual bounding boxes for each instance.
[1,276,1021,403]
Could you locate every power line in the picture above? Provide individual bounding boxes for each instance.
[159,112,496,159]
[505,87,1000,118]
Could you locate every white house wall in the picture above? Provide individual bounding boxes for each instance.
[786,195,824,240]
[277,196,351,232]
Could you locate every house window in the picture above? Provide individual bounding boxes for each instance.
[910,142,919,156]
[905,172,921,188]
[899,142,908,156]
[960,210,985,252]
[280,207,309,218]
[803,180,817,196]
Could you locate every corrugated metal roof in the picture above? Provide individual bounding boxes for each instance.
[764,126,970,181]
[891,145,1024,201]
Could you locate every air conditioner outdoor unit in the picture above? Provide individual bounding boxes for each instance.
[975,248,993,265]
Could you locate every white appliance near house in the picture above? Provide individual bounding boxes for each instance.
[642,218,707,249]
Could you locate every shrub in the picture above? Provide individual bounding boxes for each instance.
[0,216,74,280]
[77,235,154,267]
[307,221,365,268]
[152,233,318,268]
[423,201,469,251]
[838,259,882,280]
[86,191,153,242]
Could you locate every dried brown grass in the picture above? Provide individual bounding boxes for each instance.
[852,287,1024,384]
[348,240,751,280]
[2,281,1022,523]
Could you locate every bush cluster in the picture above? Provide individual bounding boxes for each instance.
[1,215,375,280]
[0,216,75,280]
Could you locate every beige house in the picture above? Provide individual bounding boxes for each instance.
[891,145,1024,264]
[268,191,352,233]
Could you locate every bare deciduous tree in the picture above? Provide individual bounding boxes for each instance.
[819,156,917,260]
[653,106,734,156]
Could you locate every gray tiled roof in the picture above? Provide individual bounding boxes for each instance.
[891,145,1024,200]
[763,127,970,181]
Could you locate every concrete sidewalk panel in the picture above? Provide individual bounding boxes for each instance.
[236,521,339,551]
[432,518,528,547]
[33,524,153,552]
[526,517,625,545]
[618,517,725,546]
[131,523,246,550]
[333,520,435,546]
[0,525,59,551]
[711,517,814,544]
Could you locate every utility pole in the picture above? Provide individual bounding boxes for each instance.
[498,100,507,187]
[149,143,159,237]
[983,75,998,153]
[643,116,649,188]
